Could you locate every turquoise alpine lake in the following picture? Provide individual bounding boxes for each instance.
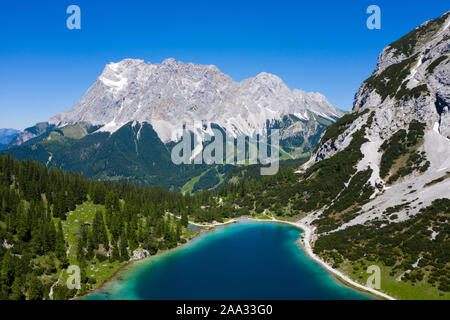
[86,221,372,300]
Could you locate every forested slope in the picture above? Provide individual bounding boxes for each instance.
[0,154,232,299]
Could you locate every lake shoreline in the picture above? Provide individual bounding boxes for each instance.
[249,217,396,300]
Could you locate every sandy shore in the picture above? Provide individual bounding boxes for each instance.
[250,217,396,300]
[188,219,237,227]
[167,212,238,228]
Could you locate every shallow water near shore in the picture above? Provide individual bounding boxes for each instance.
[86,221,372,300]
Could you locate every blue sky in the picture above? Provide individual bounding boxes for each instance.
[0,0,448,130]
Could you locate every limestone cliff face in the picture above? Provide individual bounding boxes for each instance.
[355,11,450,137]
[315,11,450,161]
[303,12,450,231]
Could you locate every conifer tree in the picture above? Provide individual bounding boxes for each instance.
[27,274,43,300]
[110,242,120,262]
[10,277,25,300]
[181,211,188,227]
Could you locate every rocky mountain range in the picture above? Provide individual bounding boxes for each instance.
[4,60,344,190]
[45,58,343,143]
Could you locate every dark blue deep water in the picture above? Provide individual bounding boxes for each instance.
[87,221,371,300]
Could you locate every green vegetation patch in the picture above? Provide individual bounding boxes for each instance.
[424,172,450,188]
[426,55,448,74]
[395,83,429,100]
[364,54,421,101]
[319,109,369,146]
[314,198,450,299]
[379,120,428,184]
[388,12,450,57]
[315,168,374,233]
[192,167,221,193]
[294,112,375,217]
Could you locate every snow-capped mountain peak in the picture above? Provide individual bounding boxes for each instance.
[48,59,344,143]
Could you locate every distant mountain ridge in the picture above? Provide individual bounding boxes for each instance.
[5,60,343,190]
[0,128,20,150]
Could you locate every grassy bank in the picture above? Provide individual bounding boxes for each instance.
[338,260,450,300]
